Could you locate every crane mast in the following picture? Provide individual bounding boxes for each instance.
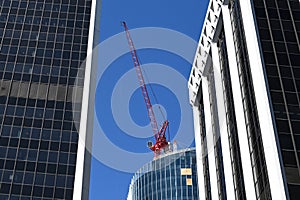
[122,22,169,153]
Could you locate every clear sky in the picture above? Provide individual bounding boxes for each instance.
[89,0,209,199]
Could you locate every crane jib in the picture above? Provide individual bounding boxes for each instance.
[122,21,170,154]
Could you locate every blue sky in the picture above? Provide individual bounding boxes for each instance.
[89,0,209,199]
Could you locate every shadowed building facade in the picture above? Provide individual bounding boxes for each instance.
[0,0,101,199]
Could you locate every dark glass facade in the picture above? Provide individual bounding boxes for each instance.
[218,27,246,200]
[0,0,92,199]
[252,0,300,199]
[128,148,199,200]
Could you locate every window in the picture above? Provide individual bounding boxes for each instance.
[25,162,35,172]
[282,20,293,32]
[286,92,298,105]
[56,175,66,187]
[28,140,38,150]
[268,77,282,90]
[290,54,300,66]
[38,151,48,162]
[33,186,43,197]
[27,150,37,161]
[279,133,294,149]
[282,78,295,91]
[282,150,297,167]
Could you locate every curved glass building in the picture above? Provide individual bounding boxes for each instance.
[127,148,199,200]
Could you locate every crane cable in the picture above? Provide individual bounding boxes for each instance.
[137,55,167,122]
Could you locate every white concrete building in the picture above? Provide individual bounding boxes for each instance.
[188,0,300,199]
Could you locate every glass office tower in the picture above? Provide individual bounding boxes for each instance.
[252,1,300,199]
[127,148,199,200]
[189,0,300,199]
[0,0,100,199]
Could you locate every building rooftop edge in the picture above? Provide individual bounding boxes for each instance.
[188,0,227,106]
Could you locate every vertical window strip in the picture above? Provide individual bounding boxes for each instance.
[198,91,212,200]
[229,0,272,199]
[207,67,227,200]
[218,28,246,199]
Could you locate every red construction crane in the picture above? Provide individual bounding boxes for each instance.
[122,22,169,154]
